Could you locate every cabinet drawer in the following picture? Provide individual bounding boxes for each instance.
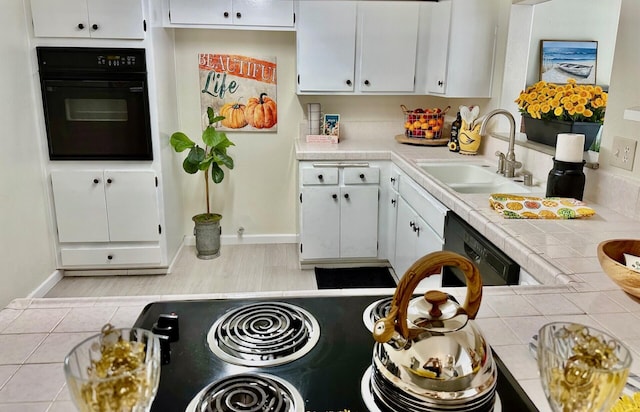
[343,167,379,184]
[61,246,162,267]
[301,167,338,185]
[399,178,448,238]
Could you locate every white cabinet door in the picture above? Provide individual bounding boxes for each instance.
[51,170,159,244]
[340,186,378,258]
[386,191,399,268]
[357,3,419,93]
[425,0,452,95]
[169,0,230,24]
[104,171,159,242]
[30,0,144,39]
[296,2,357,92]
[87,0,145,39]
[169,0,293,27]
[394,196,417,278]
[232,0,293,27]
[30,0,89,38]
[394,196,444,286]
[51,170,110,243]
[413,214,443,289]
[300,186,341,259]
[425,0,499,97]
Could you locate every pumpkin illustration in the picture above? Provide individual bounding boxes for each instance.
[220,102,247,129]
[245,93,277,129]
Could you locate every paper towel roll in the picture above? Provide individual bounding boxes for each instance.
[555,133,585,163]
[308,103,321,135]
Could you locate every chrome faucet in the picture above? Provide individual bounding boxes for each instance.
[479,109,522,178]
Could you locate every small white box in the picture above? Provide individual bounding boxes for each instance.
[306,134,339,144]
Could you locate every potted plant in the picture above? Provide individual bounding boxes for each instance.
[515,79,607,151]
[170,107,235,259]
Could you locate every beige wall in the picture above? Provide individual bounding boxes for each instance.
[172,29,488,239]
[0,1,56,308]
[599,0,640,178]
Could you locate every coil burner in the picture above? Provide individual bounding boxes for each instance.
[187,373,304,412]
[362,297,393,332]
[207,301,320,367]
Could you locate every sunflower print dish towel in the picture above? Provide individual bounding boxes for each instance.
[489,194,596,219]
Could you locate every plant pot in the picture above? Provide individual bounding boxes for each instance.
[192,213,222,260]
[522,115,601,151]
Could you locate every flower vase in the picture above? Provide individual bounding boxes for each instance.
[522,115,600,151]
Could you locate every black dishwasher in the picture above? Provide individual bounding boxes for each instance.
[442,212,520,286]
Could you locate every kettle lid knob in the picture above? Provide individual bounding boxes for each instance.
[424,290,448,318]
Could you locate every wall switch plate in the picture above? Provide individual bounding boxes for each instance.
[610,136,637,171]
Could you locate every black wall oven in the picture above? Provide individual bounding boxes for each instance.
[37,47,153,160]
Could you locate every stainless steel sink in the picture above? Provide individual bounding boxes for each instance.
[416,162,533,194]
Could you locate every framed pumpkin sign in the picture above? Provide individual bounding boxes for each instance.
[198,53,277,132]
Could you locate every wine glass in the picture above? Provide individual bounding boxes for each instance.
[64,325,161,412]
[537,322,632,412]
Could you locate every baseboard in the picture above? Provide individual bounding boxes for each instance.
[27,269,63,298]
[184,233,298,246]
[166,239,186,274]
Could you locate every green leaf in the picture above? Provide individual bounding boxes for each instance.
[170,132,195,152]
[202,127,227,148]
[205,107,226,125]
[198,156,213,171]
[182,157,199,174]
[211,163,225,184]
[213,149,234,170]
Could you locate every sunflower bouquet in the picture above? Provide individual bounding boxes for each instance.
[515,79,607,124]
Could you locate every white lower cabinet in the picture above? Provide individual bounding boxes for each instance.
[60,246,161,267]
[299,163,379,260]
[394,197,443,288]
[51,169,161,268]
[392,172,449,288]
[383,165,401,269]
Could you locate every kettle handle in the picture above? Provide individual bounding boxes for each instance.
[373,251,482,343]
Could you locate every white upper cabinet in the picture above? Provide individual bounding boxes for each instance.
[357,3,419,93]
[30,0,145,39]
[424,0,500,97]
[297,1,419,94]
[168,0,294,29]
[296,2,357,93]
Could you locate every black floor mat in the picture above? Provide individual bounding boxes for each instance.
[314,266,396,289]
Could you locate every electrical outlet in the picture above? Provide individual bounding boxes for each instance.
[610,136,637,171]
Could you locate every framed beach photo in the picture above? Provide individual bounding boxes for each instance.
[540,40,597,84]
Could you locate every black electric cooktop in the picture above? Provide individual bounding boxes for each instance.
[133,295,539,412]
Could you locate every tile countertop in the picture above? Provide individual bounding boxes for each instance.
[1,288,640,411]
[0,134,639,410]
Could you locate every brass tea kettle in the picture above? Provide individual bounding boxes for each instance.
[372,251,497,410]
